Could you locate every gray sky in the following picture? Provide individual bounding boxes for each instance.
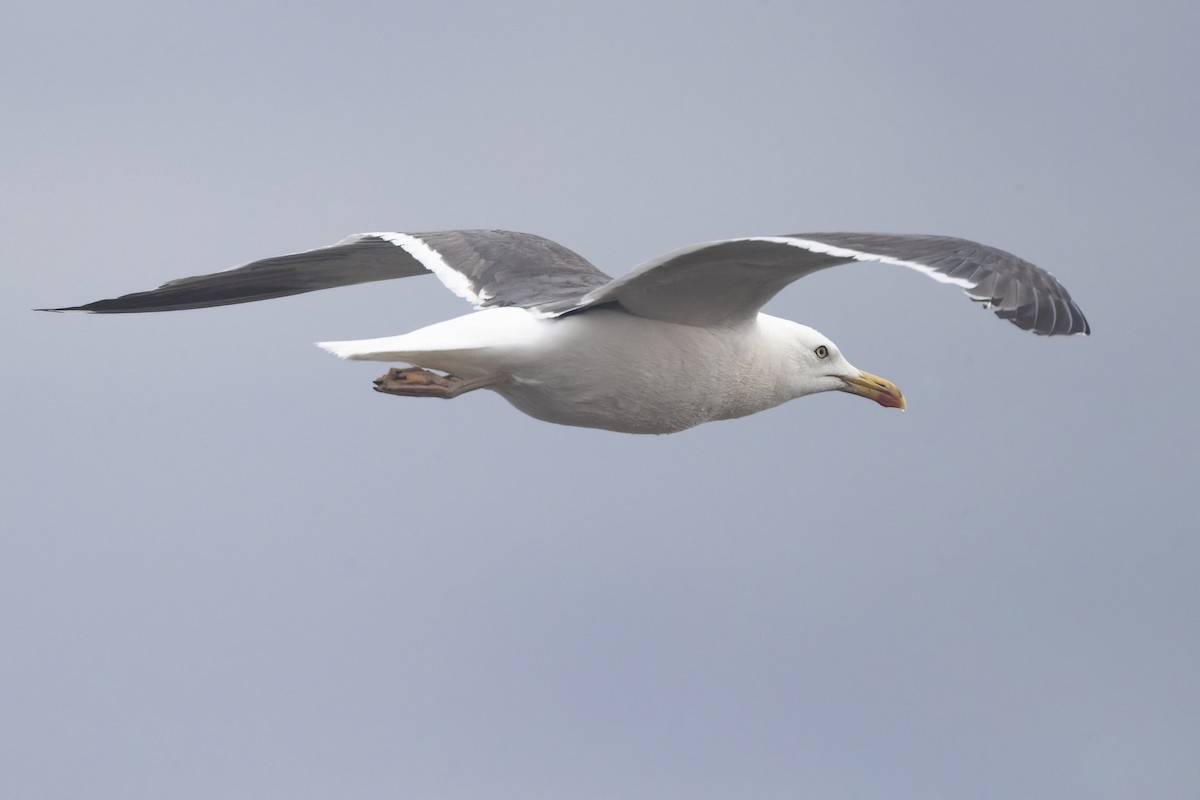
[3,0,1198,797]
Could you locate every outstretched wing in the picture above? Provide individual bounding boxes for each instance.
[574,233,1090,335]
[42,230,612,315]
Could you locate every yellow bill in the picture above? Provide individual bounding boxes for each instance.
[840,370,906,410]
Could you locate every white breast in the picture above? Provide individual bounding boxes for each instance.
[320,307,800,434]
[493,309,793,433]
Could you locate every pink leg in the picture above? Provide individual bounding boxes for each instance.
[373,367,485,399]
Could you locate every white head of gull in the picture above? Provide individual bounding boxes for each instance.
[44,229,1089,434]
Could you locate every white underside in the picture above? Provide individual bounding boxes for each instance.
[317,307,808,434]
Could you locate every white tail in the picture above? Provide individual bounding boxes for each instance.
[315,336,414,361]
[316,308,545,363]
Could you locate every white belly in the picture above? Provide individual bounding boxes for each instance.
[322,307,793,434]
[491,309,786,434]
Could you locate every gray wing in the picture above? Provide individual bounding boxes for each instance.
[572,233,1090,335]
[41,229,612,314]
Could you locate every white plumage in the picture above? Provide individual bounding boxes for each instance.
[45,229,1088,434]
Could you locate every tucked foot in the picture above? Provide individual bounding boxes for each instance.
[373,367,466,399]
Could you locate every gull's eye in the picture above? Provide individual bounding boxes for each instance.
[815,345,829,359]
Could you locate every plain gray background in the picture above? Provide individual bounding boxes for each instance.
[3,1,1197,797]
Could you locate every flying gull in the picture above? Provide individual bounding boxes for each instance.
[44,230,1089,434]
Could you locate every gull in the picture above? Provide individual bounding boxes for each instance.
[44,230,1090,434]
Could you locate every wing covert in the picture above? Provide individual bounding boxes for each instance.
[573,233,1089,335]
[42,230,611,314]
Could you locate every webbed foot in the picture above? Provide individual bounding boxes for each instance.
[373,367,465,399]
